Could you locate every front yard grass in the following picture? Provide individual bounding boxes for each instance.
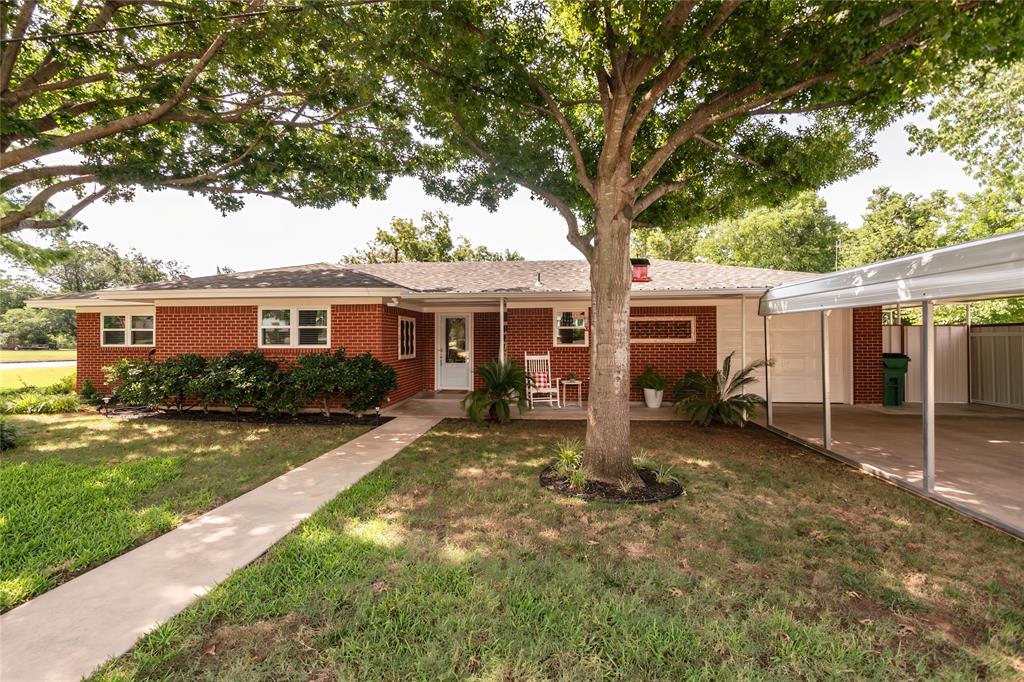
[1,413,368,611]
[0,349,77,363]
[96,420,1024,681]
[0,365,75,390]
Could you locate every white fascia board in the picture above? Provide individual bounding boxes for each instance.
[26,297,141,310]
[760,231,1024,316]
[92,286,406,300]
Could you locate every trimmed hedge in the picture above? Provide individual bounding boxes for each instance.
[104,349,397,416]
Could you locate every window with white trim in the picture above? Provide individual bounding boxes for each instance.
[102,313,155,346]
[398,316,416,359]
[554,310,588,346]
[259,307,329,347]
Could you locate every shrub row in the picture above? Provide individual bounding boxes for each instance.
[104,349,397,416]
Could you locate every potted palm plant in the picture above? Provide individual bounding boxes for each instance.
[460,358,530,423]
[635,365,669,408]
[673,352,770,426]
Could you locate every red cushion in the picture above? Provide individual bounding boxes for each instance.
[530,371,549,389]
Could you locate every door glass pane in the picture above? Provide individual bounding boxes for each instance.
[445,317,466,363]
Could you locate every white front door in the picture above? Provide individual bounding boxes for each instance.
[437,314,472,390]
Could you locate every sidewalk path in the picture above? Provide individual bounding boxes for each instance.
[0,416,441,682]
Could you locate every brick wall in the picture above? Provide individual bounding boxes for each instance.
[380,306,434,403]
[472,312,500,389]
[76,303,434,405]
[75,312,154,392]
[506,305,717,401]
[852,305,884,404]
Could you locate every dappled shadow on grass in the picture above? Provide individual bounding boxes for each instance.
[94,419,1024,681]
[1,413,369,610]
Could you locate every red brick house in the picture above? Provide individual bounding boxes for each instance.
[30,259,883,406]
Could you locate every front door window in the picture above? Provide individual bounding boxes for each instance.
[445,317,467,364]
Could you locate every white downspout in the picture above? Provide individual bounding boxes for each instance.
[499,297,505,362]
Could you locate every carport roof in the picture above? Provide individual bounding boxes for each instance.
[759,231,1024,315]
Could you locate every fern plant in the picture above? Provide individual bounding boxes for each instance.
[460,359,530,424]
[673,352,770,427]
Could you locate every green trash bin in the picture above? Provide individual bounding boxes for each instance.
[882,353,911,406]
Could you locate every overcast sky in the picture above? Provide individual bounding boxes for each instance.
[39,111,978,277]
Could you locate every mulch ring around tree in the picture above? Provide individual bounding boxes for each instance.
[539,465,684,504]
[100,406,392,427]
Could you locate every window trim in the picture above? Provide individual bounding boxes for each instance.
[552,309,589,347]
[100,310,156,347]
[628,315,696,344]
[257,306,331,349]
[398,315,416,360]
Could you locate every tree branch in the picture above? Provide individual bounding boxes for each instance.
[450,112,592,258]
[620,0,743,153]
[0,0,37,92]
[527,75,594,197]
[0,164,95,192]
[633,178,687,215]
[0,1,257,170]
[1,186,111,234]
[0,175,97,232]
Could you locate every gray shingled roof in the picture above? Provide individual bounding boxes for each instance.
[32,259,815,301]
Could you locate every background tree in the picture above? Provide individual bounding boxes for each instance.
[370,0,1023,484]
[34,240,187,293]
[635,191,844,272]
[343,211,523,263]
[1,1,409,234]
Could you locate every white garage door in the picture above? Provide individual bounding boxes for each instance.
[717,300,851,403]
[769,310,849,402]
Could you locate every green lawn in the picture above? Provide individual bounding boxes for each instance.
[0,413,369,611]
[0,349,77,363]
[94,420,1024,681]
[0,365,75,391]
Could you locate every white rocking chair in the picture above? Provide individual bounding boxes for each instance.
[525,352,561,408]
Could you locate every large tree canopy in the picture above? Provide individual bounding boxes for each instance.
[0,1,410,235]
[361,0,1024,483]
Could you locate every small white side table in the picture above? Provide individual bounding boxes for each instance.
[559,379,583,408]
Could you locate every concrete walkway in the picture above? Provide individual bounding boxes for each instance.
[0,416,441,682]
[0,360,76,369]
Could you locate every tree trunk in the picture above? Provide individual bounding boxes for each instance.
[583,192,642,486]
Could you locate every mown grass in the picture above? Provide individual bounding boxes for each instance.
[95,420,1024,681]
[0,349,76,363]
[0,365,75,390]
[1,413,368,611]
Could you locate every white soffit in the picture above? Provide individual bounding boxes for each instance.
[759,231,1024,316]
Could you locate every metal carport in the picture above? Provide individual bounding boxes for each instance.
[759,231,1024,537]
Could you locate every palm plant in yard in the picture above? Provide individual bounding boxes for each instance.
[674,352,770,427]
[461,359,530,424]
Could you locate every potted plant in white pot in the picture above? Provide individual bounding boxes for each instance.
[636,365,669,408]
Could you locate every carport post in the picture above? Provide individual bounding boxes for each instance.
[820,310,831,449]
[764,315,773,426]
[922,300,936,493]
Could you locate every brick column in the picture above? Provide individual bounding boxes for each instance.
[852,306,884,404]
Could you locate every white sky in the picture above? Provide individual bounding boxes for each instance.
[39,111,978,278]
